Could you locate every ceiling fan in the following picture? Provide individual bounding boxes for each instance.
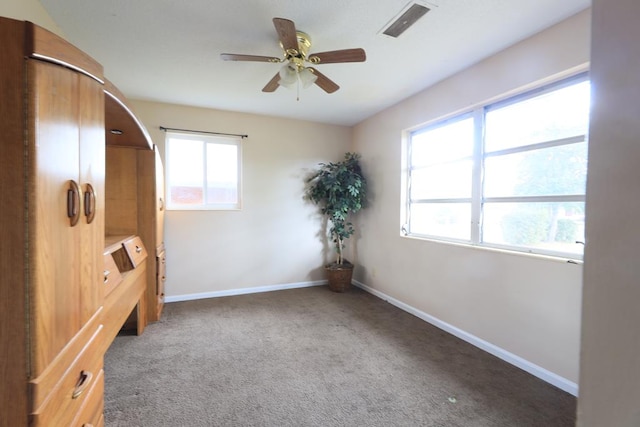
[221,18,366,94]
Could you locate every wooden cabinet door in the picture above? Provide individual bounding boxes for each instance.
[78,72,105,325]
[28,60,104,376]
[28,59,82,375]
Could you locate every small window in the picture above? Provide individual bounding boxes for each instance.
[405,73,590,258]
[165,131,242,210]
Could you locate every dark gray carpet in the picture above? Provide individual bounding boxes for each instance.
[104,286,576,426]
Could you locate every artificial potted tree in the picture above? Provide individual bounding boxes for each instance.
[305,152,367,292]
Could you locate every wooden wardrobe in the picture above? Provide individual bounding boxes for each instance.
[0,17,165,426]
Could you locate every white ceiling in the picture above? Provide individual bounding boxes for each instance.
[40,0,590,126]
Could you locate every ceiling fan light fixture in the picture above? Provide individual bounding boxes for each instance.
[298,67,318,88]
[278,63,298,88]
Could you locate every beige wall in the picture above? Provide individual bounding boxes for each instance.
[130,100,351,297]
[352,10,591,387]
[0,0,63,36]
[577,0,640,425]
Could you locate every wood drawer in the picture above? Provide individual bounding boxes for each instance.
[103,251,123,296]
[123,235,147,268]
[31,326,104,427]
[29,310,102,412]
[70,369,104,427]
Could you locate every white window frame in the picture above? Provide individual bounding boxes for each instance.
[403,72,590,259]
[165,131,242,211]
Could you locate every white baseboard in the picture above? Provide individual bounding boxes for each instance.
[352,280,579,396]
[164,278,577,396]
[164,280,327,303]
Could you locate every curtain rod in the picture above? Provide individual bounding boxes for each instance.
[159,126,248,139]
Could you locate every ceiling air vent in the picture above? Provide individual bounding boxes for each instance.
[381,2,431,38]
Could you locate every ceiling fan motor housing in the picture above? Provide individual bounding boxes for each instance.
[281,31,313,64]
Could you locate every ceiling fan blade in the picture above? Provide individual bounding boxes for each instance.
[273,18,299,55]
[309,68,339,93]
[262,73,280,92]
[307,48,366,64]
[221,53,281,63]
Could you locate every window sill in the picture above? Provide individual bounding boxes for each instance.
[400,233,584,265]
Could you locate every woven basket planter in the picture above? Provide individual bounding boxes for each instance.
[325,261,354,292]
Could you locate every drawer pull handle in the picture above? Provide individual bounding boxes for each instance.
[72,370,93,399]
[135,246,142,253]
[104,269,110,284]
[83,424,94,427]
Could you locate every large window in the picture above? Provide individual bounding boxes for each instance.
[165,131,242,210]
[405,73,590,258]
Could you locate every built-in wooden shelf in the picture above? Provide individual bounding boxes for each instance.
[104,79,153,150]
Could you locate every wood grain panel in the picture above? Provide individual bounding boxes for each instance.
[29,310,102,414]
[101,262,146,354]
[27,22,103,83]
[155,148,166,247]
[136,147,167,322]
[104,234,135,252]
[28,59,82,375]
[105,146,138,235]
[137,149,161,321]
[78,72,105,326]
[104,79,153,150]
[108,146,166,322]
[155,150,166,320]
[31,327,103,426]
[156,250,166,319]
[0,16,29,427]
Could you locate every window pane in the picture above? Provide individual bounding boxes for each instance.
[410,203,471,240]
[166,132,242,210]
[411,160,473,200]
[484,142,588,197]
[411,117,474,167]
[168,139,204,205]
[483,202,585,255]
[485,80,590,152]
[206,143,238,204]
